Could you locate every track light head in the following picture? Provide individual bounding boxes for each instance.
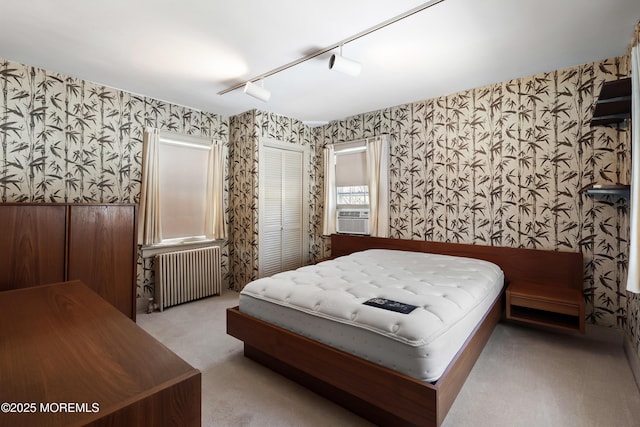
[329,51,362,77]
[243,80,271,102]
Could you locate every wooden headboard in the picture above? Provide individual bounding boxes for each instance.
[330,234,584,290]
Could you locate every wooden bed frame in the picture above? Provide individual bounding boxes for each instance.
[227,234,583,426]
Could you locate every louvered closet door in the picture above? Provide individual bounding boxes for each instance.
[262,147,283,276]
[260,146,304,277]
[281,150,303,271]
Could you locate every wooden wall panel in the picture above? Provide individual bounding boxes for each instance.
[0,204,66,290]
[0,203,136,320]
[67,205,136,319]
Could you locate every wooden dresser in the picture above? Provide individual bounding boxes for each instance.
[0,281,201,427]
[0,203,137,320]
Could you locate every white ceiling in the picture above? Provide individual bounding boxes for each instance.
[0,0,639,125]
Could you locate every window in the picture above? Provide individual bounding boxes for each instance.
[337,185,369,205]
[138,128,226,251]
[158,134,210,243]
[335,146,369,208]
[322,135,389,238]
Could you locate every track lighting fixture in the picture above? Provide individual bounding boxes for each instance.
[218,0,445,97]
[329,45,362,76]
[243,80,271,102]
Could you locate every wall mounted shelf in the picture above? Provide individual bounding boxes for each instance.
[580,183,631,197]
[590,77,631,127]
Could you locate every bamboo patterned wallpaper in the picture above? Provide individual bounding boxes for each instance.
[0,57,230,303]
[315,57,632,332]
[228,110,318,289]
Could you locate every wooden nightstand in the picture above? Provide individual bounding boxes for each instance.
[506,281,585,333]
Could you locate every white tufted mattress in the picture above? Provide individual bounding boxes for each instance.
[239,249,504,382]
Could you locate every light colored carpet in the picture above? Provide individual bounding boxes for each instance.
[137,290,640,427]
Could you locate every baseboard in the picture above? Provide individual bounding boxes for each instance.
[623,333,640,392]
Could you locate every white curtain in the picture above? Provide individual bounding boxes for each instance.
[322,145,336,235]
[138,127,162,245]
[205,141,227,240]
[366,135,390,238]
[627,45,640,293]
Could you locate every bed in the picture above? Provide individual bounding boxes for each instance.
[239,248,504,382]
[227,234,583,426]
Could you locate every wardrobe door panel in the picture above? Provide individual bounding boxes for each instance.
[0,204,66,290]
[67,205,136,319]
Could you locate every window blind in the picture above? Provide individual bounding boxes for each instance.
[335,150,367,187]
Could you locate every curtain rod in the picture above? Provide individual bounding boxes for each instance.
[217,0,446,96]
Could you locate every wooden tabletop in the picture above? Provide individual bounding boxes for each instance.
[0,280,201,427]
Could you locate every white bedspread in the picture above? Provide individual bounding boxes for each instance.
[239,249,504,381]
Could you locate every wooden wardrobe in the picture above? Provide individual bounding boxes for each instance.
[0,203,137,320]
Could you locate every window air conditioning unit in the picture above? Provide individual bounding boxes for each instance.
[336,209,370,235]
